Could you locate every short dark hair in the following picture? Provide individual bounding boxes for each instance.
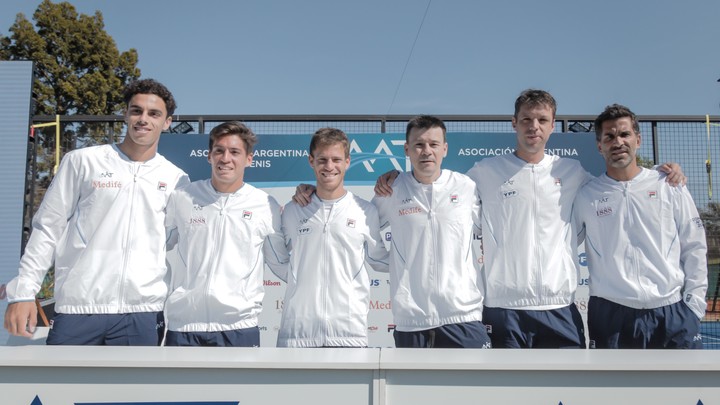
[208,121,258,153]
[309,127,350,158]
[123,78,177,116]
[405,115,447,142]
[594,104,640,142]
[514,89,557,119]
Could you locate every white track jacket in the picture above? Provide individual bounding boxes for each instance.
[466,153,592,310]
[573,168,708,319]
[276,192,389,347]
[6,144,189,314]
[164,179,286,332]
[372,170,484,331]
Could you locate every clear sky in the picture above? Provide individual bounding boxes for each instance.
[2,0,720,116]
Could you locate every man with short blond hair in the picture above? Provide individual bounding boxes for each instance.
[276,127,389,348]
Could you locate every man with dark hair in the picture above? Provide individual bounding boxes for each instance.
[276,128,389,347]
[4,78,189,345]
[163,121,286,347]
[466,89,589,348]
[371,115,490,348]
[574,104,707,349]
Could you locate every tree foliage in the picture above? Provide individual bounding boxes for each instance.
[1,1,142,300]
[1,0,140,117]
[1,0,142,178]
[636,154,655,169]
[2,0,140,157]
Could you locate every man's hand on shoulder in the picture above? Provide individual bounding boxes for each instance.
[292,184,316,207]
[374,170,399,197]
[658,162,686,187]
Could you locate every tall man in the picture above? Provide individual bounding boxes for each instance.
[4,79,189,345]
[371,115,490,348]
[276,128,389,347]
[164,121,285,347]
[465,89,589,348]
[573,104,707,349]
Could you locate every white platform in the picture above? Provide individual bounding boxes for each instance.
[1,346,718,405]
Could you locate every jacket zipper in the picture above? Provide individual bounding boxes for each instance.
[321,201,334,346]
[206,194,229,323]
[532,164,542,301]
[118,162,141,310]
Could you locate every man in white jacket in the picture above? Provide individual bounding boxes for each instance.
[465,90,589,348]
[573,104,707,349]
[4,79,189,345]
[164,121,286,347]
[276,128,389,347]
[372,116,490,348]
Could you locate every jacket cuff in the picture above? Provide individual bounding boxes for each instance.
[5,277,40,302]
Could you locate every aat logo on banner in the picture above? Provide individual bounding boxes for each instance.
[348,135,407,175]
[29,397,239,405]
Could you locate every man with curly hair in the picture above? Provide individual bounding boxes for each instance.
[4,79,189,345]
